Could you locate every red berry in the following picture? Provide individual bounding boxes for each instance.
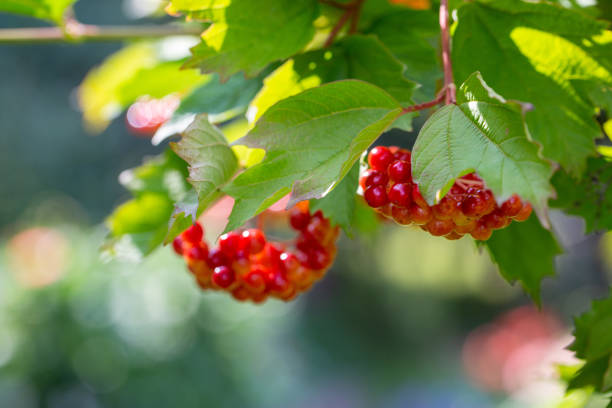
[364,170,389,188]
[218,232,241,257]
[454,219,477,234]
[231,286,251,301]
[388,183,413,208]
[425,219,455,236]
[470,222,493,241]
[394,149,411,163]
[501,194,523,217]
[388,160,411,182]
[186,242,208,261]
[408,204,433,225]
[182,223,203,243]
[172,236,184,255]
[461,194,487,218]
[212,266,235,288]
[432,196,458,220]
[289,208,310,231]
[267,269,291,295]
[280,252,300,272]
[513,203,532,222]
[368,146,393,171]
[364,185,388,208]
[483,209,508,230]
[305,215,331,243]
[307,247,331,270]
[243,266,267,293]
[391,205,412,225]
[207,248,229,268]
[240,229,266,254]
[445,231,464,240]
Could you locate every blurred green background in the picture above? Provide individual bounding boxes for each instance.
[1,1,612,407]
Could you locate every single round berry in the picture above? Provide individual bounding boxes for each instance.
[212,265,236,288]
[470,222,493,241]
[307,247,331,270]
[231,286,251,301]
[266,269,291,295]
[513,203,532,222]
[280,252,300,273]
[480,190,496,215]
[218,232,241,257]
[454,219,477,234]
[432,196,458,220]
[394,149,411,163]
[243,266,267,293]
[426,219,455,236]
[186,242,208,261]
[289,208,311,231]
[483,210,508,230]
[388,160,411,183]
[391,205,412,225]
[182,223,203,243]
[501,194,523,217]
[305,216,332,243]
[388,183,413,208]
[408,204,433,225]
[241,229,266,254]
[172,236,184,255]
[364,169,389,189]
[207,248,229,268]
[364,185,388,208]
[368,146,393,171]
[461,194,487,218]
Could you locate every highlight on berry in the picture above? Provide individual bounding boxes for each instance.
[360,146,532,241]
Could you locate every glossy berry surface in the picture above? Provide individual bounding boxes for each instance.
[172,203,339,304]
[359,146,533,241]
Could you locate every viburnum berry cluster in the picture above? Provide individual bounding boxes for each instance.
[360,146,533,241]
[172,204,339,303]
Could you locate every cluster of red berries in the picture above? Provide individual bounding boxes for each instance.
[172,204,339,303]
[360,146,533,241]
[125,95,179,136]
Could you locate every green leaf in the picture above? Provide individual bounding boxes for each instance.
[171,114,239,212]
[411,72,555,219]
[568,290,612,393]
[248,35,415,124]
[0,0,76,24]
[105,150,191,259]
[483,216,561,303]
[310,163,359,234]
[224,80,403,232]
[551,156,612,233]
[183,0,318,79]
[366,9,440,102]
[453,0,612,174]
[153,71,266,144]
[78,41,206,133]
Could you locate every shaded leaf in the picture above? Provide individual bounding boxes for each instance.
[311,163,359,234]
[484,216,561,303]
[0,0,76,24]
[453,0,612,174]
[551,156,612,232]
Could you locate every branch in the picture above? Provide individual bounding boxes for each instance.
[323,0,364,47]
[401,88,446,114]
[0,23,202,44]
[439,0,456,104]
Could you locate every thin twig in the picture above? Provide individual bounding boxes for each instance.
[349,0,365,34]
[439,0,456,104]
[402,90,446,113]
[0,23,202,44]
[324,7,354,47]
